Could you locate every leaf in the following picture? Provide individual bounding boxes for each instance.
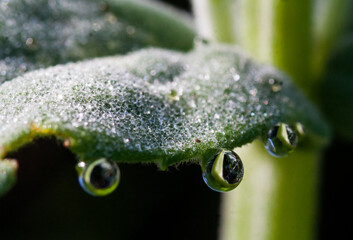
[0,44,330,196]
[320,34,353,140]
[0,0,196,84]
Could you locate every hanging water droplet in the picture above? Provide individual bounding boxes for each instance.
[265,123,298,157]
[77,158,120,196]
[268,78,283,92]
[202,149,244,192]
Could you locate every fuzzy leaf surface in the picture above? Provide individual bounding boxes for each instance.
[0,44,330,173]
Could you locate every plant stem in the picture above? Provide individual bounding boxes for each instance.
[311,0,351,81]
[191,1,331,239]
[192,0,314,98]
[192,0,235,43]
[271,0,312,95]
[219,140,322,240]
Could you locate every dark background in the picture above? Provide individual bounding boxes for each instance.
[0,0,352,239]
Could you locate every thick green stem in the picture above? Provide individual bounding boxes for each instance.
[272,0,312,95]
[192,0,314,98]
[311,0,351,81]
[219,140,322,240]
[193,0,350,100]
[192,0,235,43]
[191,1,333,239]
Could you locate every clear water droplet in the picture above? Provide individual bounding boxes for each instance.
[249,89,257,96]
[77,161,85,168]
[25,38,33,46]
[268,78,283,92]
[168,89,180,101]
[92,22,101,31]
[265,123,298,157]
[233,74,240,81]
[105,13,117,23]
[77,158,120,196]
[126,26,135,35]
[202,150,244,192]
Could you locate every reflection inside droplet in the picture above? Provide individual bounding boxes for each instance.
[265,123,298,157]
[202,149,244,192]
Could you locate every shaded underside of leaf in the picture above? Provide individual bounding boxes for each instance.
[0,44,330,171]
[0,0,196,84]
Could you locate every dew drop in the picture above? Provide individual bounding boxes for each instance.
[249,88,257,96]
[105,13,117,23]
[62,138,71,148]
[92,22,101,31]
[265,123,298,157]
[25,37,37,50]
[126,26,135,35]
[233,74,240,81]
[168,89,180,101]
[77,158,120,196]
[268,78,283,92]
[25,38,33,46]
[202,149,244,192]
[77,161,86,168]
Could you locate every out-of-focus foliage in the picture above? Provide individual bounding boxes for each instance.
[0,0,196,84]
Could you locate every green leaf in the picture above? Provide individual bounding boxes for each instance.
[0,44,330,197]
[0,0,196,84]
[320,34,353,140]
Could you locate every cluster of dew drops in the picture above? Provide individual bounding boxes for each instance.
[74,73,304,196]
[76,122,304,196]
